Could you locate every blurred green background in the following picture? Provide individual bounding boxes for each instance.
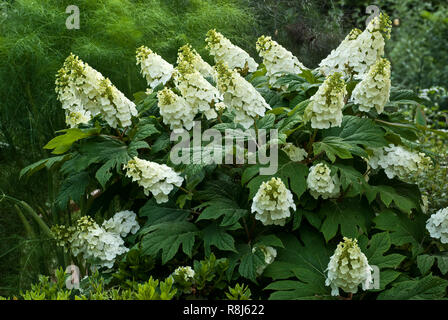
[1,0,447,296]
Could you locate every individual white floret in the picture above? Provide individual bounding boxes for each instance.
[136,46,174,89]
[251,177,296,226]
[325,237,373,296]
[307,163,340,199]
[206,29,258,72]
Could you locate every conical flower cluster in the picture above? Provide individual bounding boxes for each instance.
[177,44,216,80]
[157,87,196,133]
[215,61,270,128]
[368,144,431,179]
[206,29,258,72]
[256,35,306,86]
[352,58,391,114]
[325,237,373,296]
[304,72,347,129]
[136,46,174,89]
[306,163,340,199]
[251,177,296,226]
[123,157,184,204]
[426,207,448,244]
[56,54,137,128]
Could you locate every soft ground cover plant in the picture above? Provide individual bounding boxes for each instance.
[4,12,448,300]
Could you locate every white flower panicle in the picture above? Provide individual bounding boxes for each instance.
[123,157,184,204]
[177,44,216,80]
[56,54,137,128]
[52,214,140,269]
[157,87,196,133]
[251,177,296,226]
[253,246,277,276]
[282,143,308,162]
[174,58,221,120]
[326,237,373,296]
[307,163,340,199]
[205,29,258,72]
[215,61,270,128]
[352,58,391,114]
[256,35,306,86]
[426,207,448,244]
[173,266,195,281]
[304,72,347,129]
[319,28,362,77]
[136,46,174,89]
[102,210,140,238]
[368,144,431,179]
[319,13,391,79]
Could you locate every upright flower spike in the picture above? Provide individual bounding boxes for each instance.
[306,163,340,199]
[251,177,296,226]
[205,29,258,72]
[157,87,196,132]
[56,54,137,128]
[326,237,373,296]
[304,72,347,129]
[368,144,432,179]
[352,58,391,114]
[215,61,270,129]
[136,46,174,89]
[281,143,308,162]
[426,207,448,244]
[177,44,216,80]
[256,35,306,86]
[174,58,221,120]
[319,13,392,79]
[123,157,184,204]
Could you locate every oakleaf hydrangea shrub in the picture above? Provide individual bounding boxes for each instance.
[15,12,448,300]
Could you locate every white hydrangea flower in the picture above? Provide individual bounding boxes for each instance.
[214,101,227,112]
[136,46,174,89]
[426,207,448,244]
[368,144,431,179]
[253,246,277,276]
[215,61,270,129]
[326,237,373,296]
[102,210,140,238]
[251,177,296,226]
[123,157,184,204]
[256,35,306,86]
[174,59,221,120]
[177,44,216,80]
[206,29,258,72]
[352,58,391,114]
[173,266,195,281]
[65,109,91,128]
[157,87,196,133]
[282,143,308,162]
[307,163,340,199]
[319,13,391,79]
[56,54,137,128]
[304,72,346,129]
[319,28,363,77]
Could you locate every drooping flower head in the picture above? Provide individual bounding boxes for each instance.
[215,61,270,128]
[426,207,448,244]
[177,44,216,80]
[136,46,174,89]
[256,35,306,86]
[251,177,296,226]
[306,163,340,199]
[326,237,373,296]
[352,58,391,114]
[304,72,347,129]
[206,29,258,72]
[368,144,432,179]
[123,157,184,204]
[56,54,137,128]
[157,87,196,132]
[253,245,277,276]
